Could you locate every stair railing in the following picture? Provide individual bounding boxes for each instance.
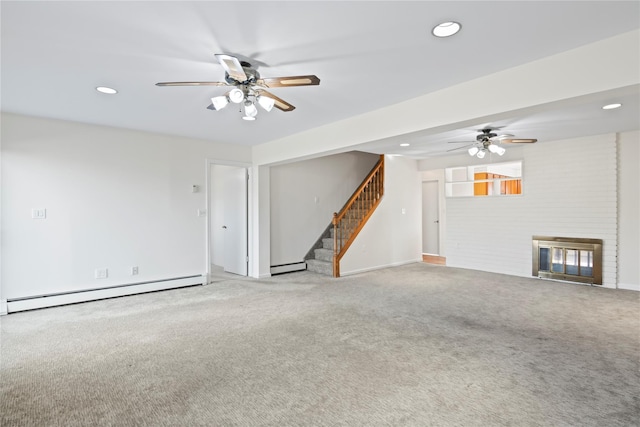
[332,155,384,277]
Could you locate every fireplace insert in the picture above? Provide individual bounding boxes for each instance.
[532,236,602,285]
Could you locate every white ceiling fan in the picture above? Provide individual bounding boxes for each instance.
[156,54,320,120]
[448,127,537,158]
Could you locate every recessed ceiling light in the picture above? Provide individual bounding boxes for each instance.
[432,21,461,38]
[96,86,117,94]
[602,103,622,110]
[400,143,410,147]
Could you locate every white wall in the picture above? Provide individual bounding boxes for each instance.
[617,130,639,290]
[340,155,422,275]
[419,133,620,288]
[269,151,379,266]
[1,113,250,300]
[252,164,271,278]
[0,114,4,314]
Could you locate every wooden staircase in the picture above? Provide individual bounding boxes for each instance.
[306,155,384,277]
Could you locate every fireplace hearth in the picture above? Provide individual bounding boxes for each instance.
[532,236,602,285]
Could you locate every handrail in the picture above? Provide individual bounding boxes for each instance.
[332,154,384,277]
[335,155,384,219]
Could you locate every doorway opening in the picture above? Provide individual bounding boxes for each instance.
[422,180,446,265]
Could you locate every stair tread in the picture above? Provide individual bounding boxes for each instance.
[306,259,331,264]
[306,259,333,276]
[314,247,333,262]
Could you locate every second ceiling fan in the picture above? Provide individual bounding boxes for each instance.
[156,54,320,120]
[448,127,537,158]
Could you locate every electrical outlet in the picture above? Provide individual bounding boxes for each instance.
[31,208,47,219]
[95,268,108,279]
[131,266,139,275]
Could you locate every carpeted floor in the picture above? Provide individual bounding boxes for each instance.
[1,263,639,426]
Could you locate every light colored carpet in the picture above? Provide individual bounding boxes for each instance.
[1,263,639,426]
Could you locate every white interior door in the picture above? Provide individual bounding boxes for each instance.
[222,166,248,275]
[210,164,248,276]
[422,180,440,255]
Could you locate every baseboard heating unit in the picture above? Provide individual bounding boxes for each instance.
[6,275,206,313]
[270,262,307,275]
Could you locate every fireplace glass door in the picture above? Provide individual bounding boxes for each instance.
[533,236,601,285]
[541,246,594,277]
[551,248,564,273]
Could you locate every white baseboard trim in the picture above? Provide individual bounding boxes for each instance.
[6,275,205,313]
[617,282,640,291]
[271,262,306,275]
[0,299,7,316]
[340,259,422,277]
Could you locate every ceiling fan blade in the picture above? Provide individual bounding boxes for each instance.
[256,75,320,88]
[447,144,476,152]
[501,138,537,144]
[447,140,475,144]
[255,89,296,112]
[156,81,229,87]
[215,54,248,82]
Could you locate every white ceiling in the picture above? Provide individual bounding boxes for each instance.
[2,1,639,158]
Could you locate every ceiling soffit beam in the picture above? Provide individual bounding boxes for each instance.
[253,29,640,166]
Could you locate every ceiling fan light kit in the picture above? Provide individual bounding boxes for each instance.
[468,143,504,158]
[450,128,537,159]
[210,95,229,111]
[257,95,275,112]
[157,53,320,120]
[488,144,506,155]
[227,88,244,104]
[243,100,258,118]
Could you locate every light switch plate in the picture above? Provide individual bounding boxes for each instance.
[32,208,46,219]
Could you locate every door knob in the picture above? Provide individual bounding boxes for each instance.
[222,225,227,229]
[434,220,439,223]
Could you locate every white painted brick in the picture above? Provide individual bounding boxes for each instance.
[445,134,617,286]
